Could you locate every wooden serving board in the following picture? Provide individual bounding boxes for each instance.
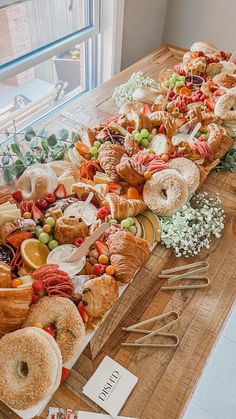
[1,45,236,419]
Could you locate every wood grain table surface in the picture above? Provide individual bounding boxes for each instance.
[1,45,236,419]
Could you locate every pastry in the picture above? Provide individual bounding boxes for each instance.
[23,296,85,362]
[149,111,177,138]
[107,230,150,283]
[0,186,15,205]
[16,164,58,200]
[206,62,223,78]
[132,87,162,104]
[190,41,218,55]
[0,287,32,337]
[214,93,236,124]
[205,123,222,151]
[148,134,173,155]
[0,261,12,288]
[201,111,222,126]
[124,135,140,156]
[116,155,145,185]
[168,157,200,196]
[47,160,81,182]
[143,169,189,216]
[213,73,236,89]
[98,144,126,182]
[125,109,153,131]
[72,182,104,206]
[106,193,146,219]
[81,274,119,317]
[54,216,88,245]
[0,327,62,409]
[0,218,36,243]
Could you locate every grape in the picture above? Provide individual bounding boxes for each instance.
[195,132,201,139]
[132,130,138,136]
[121,219,130,228]
[175,81,185,87]
[90,146,98,155]
[165,80,171,87]
[36,228,43,238]
[141,128,149,138]
[48,240,59,250]
[38,232,50,244]
[126,217,135,226]
[134,133,143,142]
[45,217,56,227]
[141,138,149,147]
[128,226,137,234]
[147,134,154,142]
[94,140,101,149]
[48,234,54,241]
[104,140,112,145]
[179,75,186,81]
[109,219,118,225]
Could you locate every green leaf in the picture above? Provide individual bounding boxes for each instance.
[24,151,35,165]
[12,160,26,175]
[25,126,36,141]
[47,134,57,147]
[38,128,48,138]
[11,143,21,156]
[3,167,13,183]
[59,128,69,141]
[2,152,10,165]
[41,139,49,155]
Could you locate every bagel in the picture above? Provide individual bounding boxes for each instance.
[190,41,218,55]
[16,164,57,200]
[143,169,188,216]
[47,160,81,182]
[0,327,62,409]
[22,296,85,362]
[206,123,222,151]
[214,93,236,124]
[168,157,200,196]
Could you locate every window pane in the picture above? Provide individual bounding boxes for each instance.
[0,0,90,65]
[0,42,86,129]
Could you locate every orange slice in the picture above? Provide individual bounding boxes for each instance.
[21,239,50,270]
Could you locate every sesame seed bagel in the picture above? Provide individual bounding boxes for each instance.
[143,169,188,216]
[0,327,62,410]
[168,157,200,196]
[22,296,85,362]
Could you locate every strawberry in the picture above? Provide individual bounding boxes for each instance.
[93,263,106,275]
[12,190,22,202]
[54,184,66,199]
[95,240,109,256]
[31,204,44,223]
[61,367,70,383]
[175,118,188,128]
[35,198,49,211]
[77,301,89,323]
[26,200,34,213]
[31,294,40,304]
[186,82,193,89]
[108,183,123,194]
[32,280,45,296]
[43,324,56,338]
[142,104,151,115]
[158,124,166,134]
[205,99,215,111]
[45,193,56,204]
[127,126,133,133]
[97,207,110,219]
[74,237,85,247]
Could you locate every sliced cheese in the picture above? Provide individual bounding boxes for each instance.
[94,183,109,196]
[0,209,21,216]
[94,173,112,184]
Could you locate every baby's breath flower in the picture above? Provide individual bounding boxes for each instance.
[160,192,225,257]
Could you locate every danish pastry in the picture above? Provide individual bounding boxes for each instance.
[81,275,119,317]
[149,111,177,138]
[106,193,146,219]
[54,216,88,244]
[98,144,126,182]
[116,155,145,185]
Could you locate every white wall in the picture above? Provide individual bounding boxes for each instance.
[121,0,168,70]
[162,0,236,52]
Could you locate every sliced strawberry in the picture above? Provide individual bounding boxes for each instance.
[108,183,123,194]
[95,240,109,256]
[61,367,70,384]
[12,190,22,202]
[26,200,34,213]
[175,118,188,128]
[20,201,28,216]
[54,184,67,199]
[142,104,151,115]
[158,124,166,134]
[205,99,216,111]
[31,204,44,223]
[77,301,89,323]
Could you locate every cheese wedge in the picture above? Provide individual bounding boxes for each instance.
[94,173,112,184]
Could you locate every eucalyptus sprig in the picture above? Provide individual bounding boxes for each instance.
[216,143,236,172]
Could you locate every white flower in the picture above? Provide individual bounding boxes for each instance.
[112,72,158,106]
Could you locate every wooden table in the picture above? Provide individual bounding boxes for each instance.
[1,45,236,419]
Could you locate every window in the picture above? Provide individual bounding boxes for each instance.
[0,0,99,131]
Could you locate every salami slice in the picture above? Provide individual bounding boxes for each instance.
[32,264,59,280]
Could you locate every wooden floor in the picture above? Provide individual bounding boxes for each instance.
[1,45,236,419]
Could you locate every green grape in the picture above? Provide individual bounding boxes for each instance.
[36,228,43,238]
[45,217,56,227]
[126,217,135,226]
[179,75,186,81]
[38,232,50,244]
[48,234,54,241]
[134,133,143,142]
[90,146,98,155]
[104,140,112,145]
[195,132,201,138]
[128,225,137,234]
[147,134,154,142]
[141,128,149,138]
[48,240,59,250]
[132,130,138,136]
[175,80,185,87]
[141,138,149,147]
[94,140,102,149]
[164,80,171,87]
[121,219,131,228]
[109,219,118,225]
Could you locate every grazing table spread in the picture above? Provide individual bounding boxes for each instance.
[0,44,236,419]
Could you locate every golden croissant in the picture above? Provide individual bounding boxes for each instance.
[98,144,126,182]
[106,193,146,219]
[124,135,139,156]
[116,155,145,185]
[81,275,119,317]
[0,287,32,337]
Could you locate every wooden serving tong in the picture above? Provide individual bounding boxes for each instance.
[159,261,210,291]
[121,311,180,348]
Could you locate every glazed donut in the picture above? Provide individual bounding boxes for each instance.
[47,160,81,182]
[54,215,88,245]
[214,93,236,123]
[143,169,188,216]
[168,157,200,196]
[0,327,62,409]
[149,111,177,138]
[23,296,85,362]
[16,164,57,200]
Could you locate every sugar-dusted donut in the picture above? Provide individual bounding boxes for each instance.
[168,157,200,196]
[143,169,188,216]
[23,296,85,362]
[214,93,236,124]
[0,327,62,409]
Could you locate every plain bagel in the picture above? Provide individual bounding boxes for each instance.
[22,296,85,362]
[168,157,200,195]
[214,93,236,124]
[143,169,188,216]
[0,327,62,410]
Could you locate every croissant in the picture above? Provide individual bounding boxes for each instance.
[124,135,139,156]
[98,144,126,182]
[116,155,145,185]
[107,231,150,283]
[54,216,88,244]
[106,193,146,219]
[149,111,177,138]
[81,275,119,317]
[0,287,32,337]
[72,182,104,206]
